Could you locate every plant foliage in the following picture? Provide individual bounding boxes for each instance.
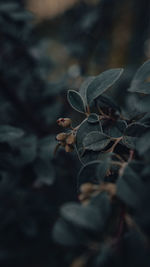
[1,0,150,267]
[55,59,150,267]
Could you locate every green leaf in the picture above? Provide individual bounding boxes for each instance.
[12,135,37,166]
[122,122,149,149]
[76,119,102,164]
[77,159,110,190]
[83,131,111,151]
[103,120,127,138]
[86,68,123,104]
[52,218,84,246]
[96,94,121,112]
[60,202,102,232]
[124,122,149,137]
[128,60,150,94]
[79,76,95,105]
[136,131,150,155]
[67,90,86,113]
[0,3,18,12]
[122,135,138,150]
[33,159,55,186]
[117,162,144,208]
[87,113,99,124]
[0,125,24,143]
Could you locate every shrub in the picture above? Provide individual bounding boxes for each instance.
[54,60,150,267]
[1,1,150,267]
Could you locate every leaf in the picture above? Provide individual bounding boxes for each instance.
[0,125,24,143]
[33,159,55,186]
[67,90,86,113]
[117,162,144,208]
[76,119,102,164]
[122,122,149,149]
[136,131,150,155]
[103,120,127,138]
[0,3,18,12]
[52,218,84,246]
[77,159,110,190]
[124,122,149,137]
[79,76,95,105]
[12,135,37,166]
[86,68,123,104]
[122,135,138,150]
[83,131,111,151]
[127,93,150,113]
[60,202,102,232]
[95,244,113,267]
[87,113,99,124]
[128,60,150,94]
[96,94,121,112]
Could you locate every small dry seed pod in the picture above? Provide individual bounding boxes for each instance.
[65,144,74,153]
[66,132,76,145]
[57,118,72,128]
[56,132,67,141]
[80,183,94,194]
[78,193,87,202]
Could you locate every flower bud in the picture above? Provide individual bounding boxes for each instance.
[66,133,76,145]
[80,183,94,194]
[65,144,74,153]
[56,132,67,141]
[57,118,72,128]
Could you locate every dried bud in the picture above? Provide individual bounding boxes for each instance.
[56,132,67,141]
[66,133,76,145]
[65,144,74,153]
[80,183,94,194]
[78,193,88,201]
[57,118,72,128]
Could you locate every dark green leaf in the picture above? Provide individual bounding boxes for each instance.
[124,122,149,137]
[86,68,123,104]
[104,120,127,138]
[0,125,24,143]
[122,135,138,149]
[52,218,83,246]
[83,131,111,151]
[136,131,150,155]
[67,90,86,113]
[33,159,55,186]
[76,119,102,164]
[128,60,150,94]
[87,113,99,123]
[60,202,102,232]
[96,94,121,112]
[117,162,144,208]
[77,159,110,190]
[13,135,37,166]
[79,76,95,105]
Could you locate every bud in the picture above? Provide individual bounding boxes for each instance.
[80,183,94,194]
[56,132,67,141]
[66,133,76,145]
[65,144,74,153]
[57,118,72,128]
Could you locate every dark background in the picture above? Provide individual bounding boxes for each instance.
[0,0,150,266]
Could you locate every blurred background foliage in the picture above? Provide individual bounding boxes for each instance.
[0,0,150,266]
[28,0,150,105]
